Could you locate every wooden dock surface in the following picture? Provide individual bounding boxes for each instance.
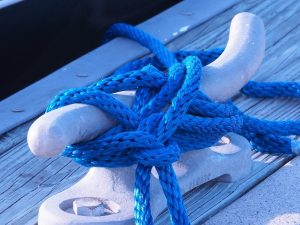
[1,0,300,224]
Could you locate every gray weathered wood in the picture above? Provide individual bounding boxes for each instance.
[156,152,295,224]
[1,0,300,224]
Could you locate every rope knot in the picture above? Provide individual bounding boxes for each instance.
[46,23,300,225]
[133,140,181,167]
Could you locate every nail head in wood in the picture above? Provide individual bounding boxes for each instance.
[11,108,24,113]
[76,74,89,78]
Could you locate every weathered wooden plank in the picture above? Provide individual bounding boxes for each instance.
[1,0,300,224]
[203,157,300,224]
[156,153,295,224]
[0,121,32,155]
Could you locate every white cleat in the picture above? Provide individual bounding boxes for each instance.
[28,12,265,225]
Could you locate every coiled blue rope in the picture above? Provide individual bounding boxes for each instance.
[47,23,300,224]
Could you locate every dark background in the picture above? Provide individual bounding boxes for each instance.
[0,0,180,100]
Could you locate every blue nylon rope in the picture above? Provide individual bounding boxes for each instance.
[47,23,300,224]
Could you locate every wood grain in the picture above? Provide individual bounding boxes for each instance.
[1,0,300,224]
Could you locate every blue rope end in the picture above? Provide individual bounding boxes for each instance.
[291,140,300,155]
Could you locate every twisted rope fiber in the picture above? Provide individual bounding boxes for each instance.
[47,23,300,224]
